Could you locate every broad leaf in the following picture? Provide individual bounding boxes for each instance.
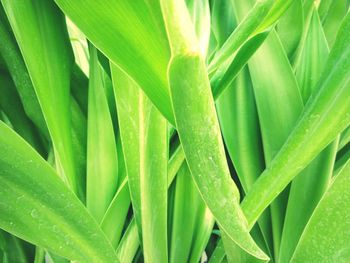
[162,1,267,259]
[0,121,119,262]
[291,160,350,262]
[54,0,174,123]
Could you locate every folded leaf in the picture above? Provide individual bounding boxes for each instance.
[162,0,267,259]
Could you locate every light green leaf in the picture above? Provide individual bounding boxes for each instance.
[232,2,305,259]
[210,0,236,48]
[33,247,44,263]
[87,46,118,222]
[294,8,329,102]
[216,68,272,255]
[116,219,139,263]
[0,5,47,138]
[1,0,82,197]
[211,31,269,98]
[0,121,119,262]
[277,0,304,58]
[256,0,295,31]
[168,51,267,261]
[170,164,198,263]
[139,93,168,263]
[185,0,211,57]
[100,178,130,249]
[209,239,226,263]
[54,0,174,123]
[322,0,349,47]
[162,0,267,259]
[241,11,350,230]
[170,163,214,263]
[112,64,168,262]
[291,159,350,262]
[111,65,142,240]
[279,9,337,263]
[208,0,274,74]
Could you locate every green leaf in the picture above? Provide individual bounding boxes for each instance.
[241,11,350,231]
[1,0,82,197]
[322,0,349,47]
[168,52,267,261]
[170,164,199,263]
[112,64,168,262]
[87,46,118,222]
[0,6,48,138]
[339,125,350,150]
[210,0,236,48]
[0,72,45,155]
[54,0,174,123]
[33,247,44,263]
[188,202,215,263]
[276,0,304,58]
[256,0,295,31]
[162,0,267,259]
[0,230,33,263]
[185,0,211,57]
[116,219,139,263]
[291,159,350,262]
[0,121,119,262]
[211,31,269,98]
[170,163,214,263]
[71,64,88,116]
[100,178,130,249]
[209,239,226,263]
[232,2,306,259]
[111,65,143,240]
[139,94,168,263]
[208,0,274,74]
[279,9,338,263]
[216,68,272,254]
[294,8,329,102]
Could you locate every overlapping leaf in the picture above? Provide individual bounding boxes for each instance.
[291,159,350,262]
[1,0,82,197]
[242,10,350,230]
[0,122,119,262]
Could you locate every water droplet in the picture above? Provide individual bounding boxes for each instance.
[52,225,59,233]
[31,209,39,219]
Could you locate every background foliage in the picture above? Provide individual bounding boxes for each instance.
[0,0,350,262]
